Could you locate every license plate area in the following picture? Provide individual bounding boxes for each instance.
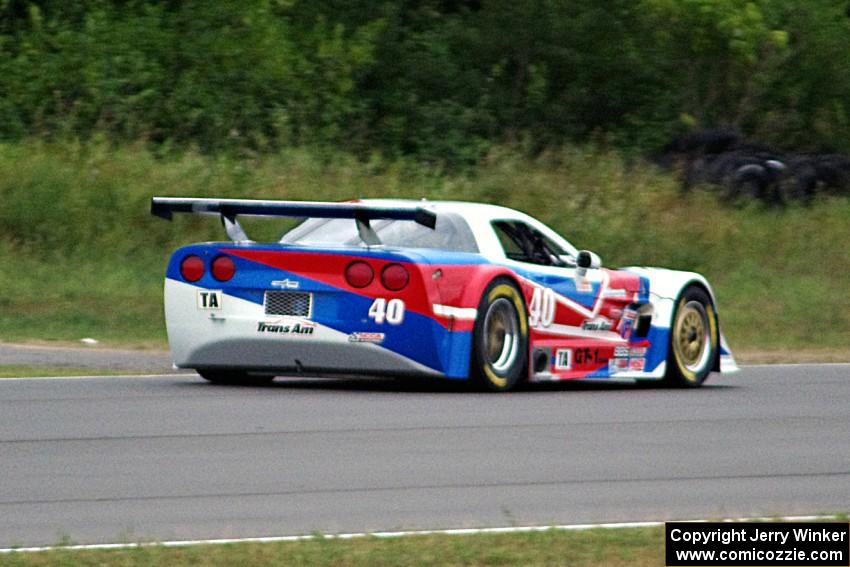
[264,291,313,318]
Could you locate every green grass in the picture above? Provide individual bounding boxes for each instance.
[1,141,849,355]
[0,366,153,378]
[0,527,665,566]
[5,519,847,566]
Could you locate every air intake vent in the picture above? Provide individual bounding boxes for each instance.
[264,291,312,317]
[634,314,652,338]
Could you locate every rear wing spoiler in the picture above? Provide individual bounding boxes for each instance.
[151,197,437,245]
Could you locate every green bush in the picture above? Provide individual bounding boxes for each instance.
[1,1,849,162]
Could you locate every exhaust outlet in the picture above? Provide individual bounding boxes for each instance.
[533,349,550,374]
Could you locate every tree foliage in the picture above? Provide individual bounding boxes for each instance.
[1,0,849,162]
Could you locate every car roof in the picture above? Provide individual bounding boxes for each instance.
[358,198,533,223]
[357,198,577,259]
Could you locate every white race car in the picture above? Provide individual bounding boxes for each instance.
[152,197,738,391]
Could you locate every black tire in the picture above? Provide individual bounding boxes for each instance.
[197,369,274,386]
[470,279,529,392]
[663,286,718,388]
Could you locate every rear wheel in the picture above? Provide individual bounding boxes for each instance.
[198,370,274,386]
[663,287,718,387]
[470,279,529,392]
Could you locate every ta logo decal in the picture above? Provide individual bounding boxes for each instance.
[554,349,572,370]
[197,290,222,310]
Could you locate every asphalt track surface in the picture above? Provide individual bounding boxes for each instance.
[0,365,848,547]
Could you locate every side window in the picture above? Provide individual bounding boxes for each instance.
[537,231,567,257]
[492,221,567,266]
[493,221,533,263]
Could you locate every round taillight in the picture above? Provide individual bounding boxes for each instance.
[381,263,409,291]
[180,255,205,282]
[345,261,374,288]
[211,255,236,282]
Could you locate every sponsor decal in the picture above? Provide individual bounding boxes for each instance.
[575,277,593,293]
[271,279,300,289]
[582,319,612,331]
[603,288,627,298]
[629,346,647,357]
[574,347,605,365]
[618,307,637,337]
[348,332,385,344]
[554,349,572,370]
[257,320,315,336]
[608,351,646,374]
[609,357,630,374]
[197,290,222,310]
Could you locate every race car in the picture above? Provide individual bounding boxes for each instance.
[151,197,738,391]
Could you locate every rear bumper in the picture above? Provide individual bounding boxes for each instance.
[177,337,443,378]
[165,279,444,378]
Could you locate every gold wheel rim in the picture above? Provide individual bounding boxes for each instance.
[674,302,709,371]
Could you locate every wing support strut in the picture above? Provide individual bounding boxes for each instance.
[151,197,436,245]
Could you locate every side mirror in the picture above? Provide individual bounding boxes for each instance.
[576,250,602,270]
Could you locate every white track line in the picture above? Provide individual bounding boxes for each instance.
[0,515,841,554]
[741,362,850,368]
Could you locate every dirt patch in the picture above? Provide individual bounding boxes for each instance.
[0,342,177,373]
[734,349,850,364]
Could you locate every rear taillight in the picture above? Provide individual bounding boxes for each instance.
[381,263,409,291]
[211,256,236,282]
[345,261,374,288]
[180,255,205,282]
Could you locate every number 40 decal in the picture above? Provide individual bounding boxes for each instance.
[528,287,555,327]
[368,298,406,325]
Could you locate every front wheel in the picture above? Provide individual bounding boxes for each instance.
[470,279,529,392]
[663,286,718,387]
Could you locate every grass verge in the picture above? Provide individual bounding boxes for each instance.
[1,527,665,566]
[0,366,162,378]
[1,141,848,356]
